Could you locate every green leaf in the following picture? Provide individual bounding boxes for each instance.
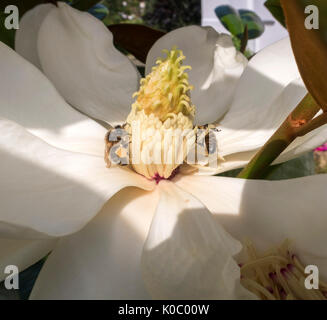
[215,5,244,38]
[0,12,15,48]
[281,0,327,112]
[217,168,242,178]
[314,150,327,174]
[87,3,108,20]
[215,5,265,40]
[219,152,315,180]
[263,152,315,180]
[239,9,265,39]
[107,24,165,63]
[264,0,286,27]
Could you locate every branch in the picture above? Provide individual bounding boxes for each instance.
[294,111,327,137]
[237,94,322,179]
[240,24,248,54]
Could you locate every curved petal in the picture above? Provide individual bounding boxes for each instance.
[176,174,327,278]
[196,119,327,178]
[182,150,256,176]
[0,238,56,282]
[146,26,247,126]
[216,79,327,171]
[276,124,327,164]
[141,181,255,299]
[219,78,305,158]
[15,3,55,70]
[0,119,154,239]
[30,188,158,300]
[218,38,301,156]
[37,2,140,125]
[0,41,107,156]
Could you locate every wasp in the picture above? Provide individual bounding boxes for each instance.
[104,124,130,168]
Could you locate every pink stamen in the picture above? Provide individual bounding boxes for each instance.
[152,168,179,184]
[280,268,288,278]
[287,264,295,272]
[279,287,287,299]
[269,272,277,281]
[152,167,180,184]
[153,173,163,184]
[266,286,274,294]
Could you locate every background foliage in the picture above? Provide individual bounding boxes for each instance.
[142,0,201,32]
[101,0,201,31]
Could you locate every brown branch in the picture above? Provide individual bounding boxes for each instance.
[294,111,327,137]
[240,24,249,54]
[237,94,322,179]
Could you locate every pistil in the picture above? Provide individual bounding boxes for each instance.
[124,48,196,180]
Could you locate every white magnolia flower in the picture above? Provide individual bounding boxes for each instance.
[1,2,327,299]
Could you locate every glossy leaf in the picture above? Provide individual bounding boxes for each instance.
[264,152,315,180]
[87,3,108,21]
[219,152,315,181]
[239,9,265,39]
[215,5,244,38]
[264,0,286,27]
[108,24,165,63]
[215,5,265,40]
[281,0,327,111]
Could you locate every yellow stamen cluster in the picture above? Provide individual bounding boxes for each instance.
[125,110,195,179]
[124,48,197,180]
[132,47,195,122]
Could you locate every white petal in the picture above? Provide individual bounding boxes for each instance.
[185,150,256,176]
[0,238,56,282]
[146,26,247,125]
[142,181,255,299]
[30,188,158,300]
[176,175,327,278]
[15,3,55,69]
[0,40,107,156]
[219,78,305,158]
[218,38,301,156]
[276,124,327,164]
[0,119,154,239]
[195,127,327,178]
[37,2,139,125]
[216,79,327,170]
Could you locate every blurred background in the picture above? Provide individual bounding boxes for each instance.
[98,0,201,30]
[96,0,287,50]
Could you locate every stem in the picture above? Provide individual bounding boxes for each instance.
[237,94,322,179]
[240,25,249,54]
[294,111,327,137]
